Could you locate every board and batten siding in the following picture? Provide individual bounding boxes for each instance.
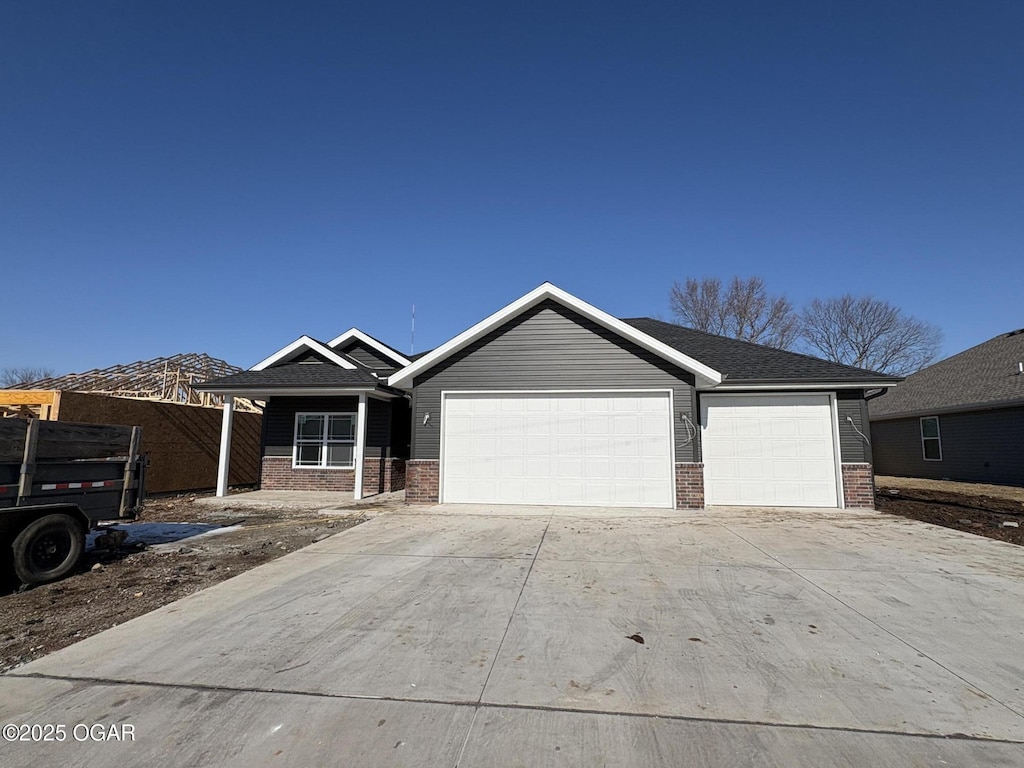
[262,395,395,460]
[836,390,871,464]
[411,300,699,462]
[872,406,1024,486]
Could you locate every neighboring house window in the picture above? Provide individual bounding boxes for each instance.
[920,416,942,461]
[294,413,356,468]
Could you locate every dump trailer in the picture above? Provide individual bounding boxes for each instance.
[0,418,145,586]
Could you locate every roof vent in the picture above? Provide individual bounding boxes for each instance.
[1018,362,1024,375]
[1007,328,1024,337]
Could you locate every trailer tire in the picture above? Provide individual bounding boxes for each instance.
[12,514,86,586]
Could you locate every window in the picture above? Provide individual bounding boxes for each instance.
[920,416,942,461]
[294,413,356,468]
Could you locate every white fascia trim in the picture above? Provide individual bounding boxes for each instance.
[327,328,412,367]
[251,336,357,371]
[388,282,722,389]
[706,381,897,391]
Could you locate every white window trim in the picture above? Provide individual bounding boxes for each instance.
[920,416,942,461]
[293,412,357,470]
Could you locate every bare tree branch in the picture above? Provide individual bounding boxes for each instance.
[801,295,941,375]
[669,276,800,349]
[1,367,56,388]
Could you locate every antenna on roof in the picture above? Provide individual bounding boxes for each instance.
[411,304,416,355]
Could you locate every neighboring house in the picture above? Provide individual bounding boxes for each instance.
[198,283,898,509]
[869,329,1024,486]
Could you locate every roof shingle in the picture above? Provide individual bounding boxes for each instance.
[869,329,1024,418]
[623,318,898,383]
[199,363,379,390]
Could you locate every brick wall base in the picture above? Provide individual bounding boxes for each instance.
[675,462,705,509]
[406,459,440,504]
[261,456,354,491]
[841,463,875,509]
[261,456,407,495]
[362,457,407,495]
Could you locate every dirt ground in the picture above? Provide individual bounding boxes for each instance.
[0,493,368,673]
[875,476,1024,546]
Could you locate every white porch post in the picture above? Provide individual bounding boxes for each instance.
[354,393,367,500]
[216,396,234,497]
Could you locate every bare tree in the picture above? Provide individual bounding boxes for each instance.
[801,295,941,375]
[1,367,55,388]
[669,276,800,349]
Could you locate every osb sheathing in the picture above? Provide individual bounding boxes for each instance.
[53,391,262,493]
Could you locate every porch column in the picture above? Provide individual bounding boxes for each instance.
[216,396,234,497]
[354,393,367,500]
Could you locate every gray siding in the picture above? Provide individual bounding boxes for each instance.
[872,406,1024,485]
[338,341,399,372]
[837,390,872,463]
[263,395,395,459]
[411,300,698,461]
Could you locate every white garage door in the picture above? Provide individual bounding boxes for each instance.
[442,392,674,508]
[701,394,839,507]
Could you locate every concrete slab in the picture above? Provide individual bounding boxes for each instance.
[302,513,547,559]
[538,515,783,567]
[4,505,1024,766]
[482,557,1022,739]
[17,550,531,701]
[460,706,1024,767]
[805,568,1024,713]
[0,677,472,768]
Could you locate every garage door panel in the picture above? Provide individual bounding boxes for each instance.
[702,395,839,508]
[443,392,673,508]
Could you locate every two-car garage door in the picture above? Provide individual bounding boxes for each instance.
[442,392,674,508]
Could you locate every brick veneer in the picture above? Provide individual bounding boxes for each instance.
[261,456,407,495]
[363,457,407,495]
[261,456,354,491]
[841,463,875,508]
[406,459,440,503]
[675,462,705,509]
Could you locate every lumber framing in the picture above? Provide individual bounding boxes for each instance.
[2,353,260,414]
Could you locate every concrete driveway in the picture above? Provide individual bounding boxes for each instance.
[2,505,1023,766]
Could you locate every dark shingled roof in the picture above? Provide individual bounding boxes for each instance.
[623,318,899,383]
[199,363,379,390]
[869,329,1024,419]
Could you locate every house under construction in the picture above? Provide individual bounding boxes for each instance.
[0,354,262,493]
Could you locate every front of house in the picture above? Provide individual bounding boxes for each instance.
[200,284,898,509]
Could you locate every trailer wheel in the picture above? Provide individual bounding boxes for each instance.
[12,514,86,586]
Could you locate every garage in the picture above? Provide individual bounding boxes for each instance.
[701,393,841,507]
[441,391,674,508]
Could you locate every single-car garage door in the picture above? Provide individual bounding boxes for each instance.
[442,392,674,508]
[701,394,839,507]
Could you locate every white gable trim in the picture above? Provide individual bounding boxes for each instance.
[327,328,412,367]
[251,336,357,371]
[387,282,722,389]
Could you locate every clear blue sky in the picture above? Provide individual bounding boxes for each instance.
[2,1,1021,374]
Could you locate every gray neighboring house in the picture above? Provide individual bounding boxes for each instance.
[869,329,1024,486]
[199,283,898,509]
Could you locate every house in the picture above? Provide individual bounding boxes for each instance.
[869,329,1024,486]
[198,283,898,509]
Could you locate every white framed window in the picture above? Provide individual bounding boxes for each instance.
[293,413,356,469]
[920,416,942,461]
